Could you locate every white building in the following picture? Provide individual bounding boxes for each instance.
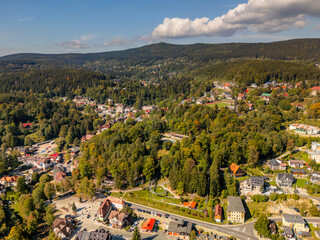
[289,124,320,135]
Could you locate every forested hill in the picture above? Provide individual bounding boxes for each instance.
[1,38,320,64]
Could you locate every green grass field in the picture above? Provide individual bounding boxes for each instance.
[206,102,231,108]
[296,178,310,188]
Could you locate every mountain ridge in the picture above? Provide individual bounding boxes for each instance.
[1,38,320,64]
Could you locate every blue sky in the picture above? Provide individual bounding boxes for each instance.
[1,0,320,56]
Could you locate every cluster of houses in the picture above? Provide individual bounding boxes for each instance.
[73,96,157,124]
[289,124,320,135]
[96,196,130,229]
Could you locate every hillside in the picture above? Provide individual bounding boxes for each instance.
[1,38,320,64]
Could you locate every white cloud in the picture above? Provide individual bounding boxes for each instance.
[151,0,320,38]
[81,34,96,41]
[103,37,134,47]
[56,40,89,49]
[18,16,34,22]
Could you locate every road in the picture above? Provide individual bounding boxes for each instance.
[126,200,259,240]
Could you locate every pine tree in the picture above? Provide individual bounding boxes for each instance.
[72,202,77,213]
[132,227,141,240]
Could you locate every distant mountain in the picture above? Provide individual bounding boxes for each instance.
[1,38,320,64]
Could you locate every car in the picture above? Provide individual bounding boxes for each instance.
[293,208,300,212]
[87,215,91,218]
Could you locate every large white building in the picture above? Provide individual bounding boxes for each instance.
[289,124,320,135]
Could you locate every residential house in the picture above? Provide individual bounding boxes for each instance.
[227,196,246,223]
[310,142,320,163]
[167,220,192,239]
[239,176,267,195]
[276,173,294,187]
[163,132,188,142]
[0,176,18,187]
[222,92,232,100]
[310,172,320,184]
[108,210,129,229]
[97,198,112,222]
[229,163,245,177]
[22,156,52,170]
[76,229,112,240]
[70,147,80,160]
[48,153,61,163]
[215,204,222,223]
[81,134,94,142]
[52,217,74,239]
[291,169,306,177]
[106,196,125,210]
[267,159,286,171]
[237,93,245,101]
[196,99,204,105]
[53,164,67,182]
[288,160,305,168]
[22,123,32,129]
[282,214,309,233]
[183,201,197,209]
[311,86,320,96]
[261,93,271,102]
[142,105,156,111]
[141,218,156,232]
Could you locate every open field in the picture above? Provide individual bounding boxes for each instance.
[205,101,232,108]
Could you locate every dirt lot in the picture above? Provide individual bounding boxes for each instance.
[266,198,312,215]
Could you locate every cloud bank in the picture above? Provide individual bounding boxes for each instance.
[57,40,89,49]
[152,0,320,38]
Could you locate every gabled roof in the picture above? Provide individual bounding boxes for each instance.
[98,198,112,217]
[230,163,243,176]
[215,204,222,216]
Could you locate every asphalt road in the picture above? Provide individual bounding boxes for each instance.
[126,200,259,240]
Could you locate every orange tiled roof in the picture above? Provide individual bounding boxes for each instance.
[230,163,240,175]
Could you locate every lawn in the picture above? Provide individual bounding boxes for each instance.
[291,151,310,163]
[246,167,264,177]
[206,101,231,108]
[296,178,310,188]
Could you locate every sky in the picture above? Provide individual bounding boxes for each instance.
[1,0,320,56]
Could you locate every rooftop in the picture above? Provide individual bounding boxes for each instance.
[227,196,245,213]
[283,214,305,224]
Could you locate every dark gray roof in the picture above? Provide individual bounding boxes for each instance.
[76,229,111,240]
[277,173,294,181]
[168,221,192,235]
[283,214,305,224]
[268,159,280,166]
[292,169,306,174]
[227,196,245,213]
[250,176,266,187]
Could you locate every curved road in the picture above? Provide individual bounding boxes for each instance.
[126,200,258,240]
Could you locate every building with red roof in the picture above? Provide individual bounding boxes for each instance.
[106,196,125,210]
[230,163,245,177]
[141,218,156,232]
[215,204,223,222]
[183,201,197,209]
[311,87,320,96]
[22,123,32,128]
[97,198,112,222]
